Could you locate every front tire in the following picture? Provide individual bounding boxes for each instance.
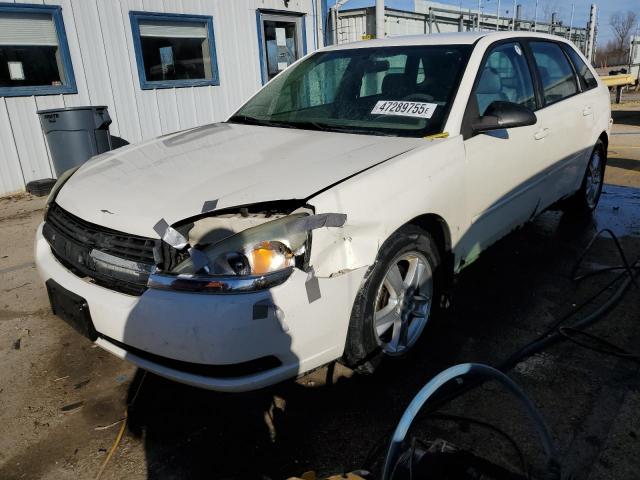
[563,140,606,215]
[342,225,441,374]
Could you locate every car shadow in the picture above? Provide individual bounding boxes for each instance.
[608,156,640,172]
[121,186,638,479]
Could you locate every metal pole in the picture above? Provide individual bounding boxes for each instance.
[496,0,501,31]
[586,4,597,63]
[512,0,516,30]
[477,0,482,31]
[314,0,323,48]
[375,0,385,39]
[568,3,575,41]
[533,0,539,32]
[331,6,338,45]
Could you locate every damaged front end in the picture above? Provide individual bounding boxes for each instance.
[148,201,347,294]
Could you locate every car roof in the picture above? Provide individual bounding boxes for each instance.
[321,31,571,51]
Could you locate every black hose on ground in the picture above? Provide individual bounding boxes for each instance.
[366,228,639,479]
[420,230,639,416]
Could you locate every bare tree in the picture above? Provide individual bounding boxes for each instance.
[610,11,638,53]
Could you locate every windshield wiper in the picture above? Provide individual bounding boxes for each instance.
[227,115,292,128]
[317,124,396,137]
[229,116,331,132]
[228,116,396,136]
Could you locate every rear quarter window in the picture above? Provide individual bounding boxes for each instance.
[562,44,598,91]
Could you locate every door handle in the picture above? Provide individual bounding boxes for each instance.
[583,106,593,116]
[534,128,550,140]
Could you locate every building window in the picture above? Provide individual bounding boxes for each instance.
[256,10,306,84]
[130,11,219,89]
[0,4,76,97]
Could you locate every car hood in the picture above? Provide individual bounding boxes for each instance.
[55,123,424,237]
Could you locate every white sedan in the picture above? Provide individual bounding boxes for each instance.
[36,31,611,391]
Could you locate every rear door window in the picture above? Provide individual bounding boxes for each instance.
[530,41,578,106]
[562,45,598,91]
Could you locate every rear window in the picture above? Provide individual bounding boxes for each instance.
[562,45,598,91]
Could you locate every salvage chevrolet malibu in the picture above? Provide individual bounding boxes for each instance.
[36,32,611,391]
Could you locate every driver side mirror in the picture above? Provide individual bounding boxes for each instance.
[472,101,537,134]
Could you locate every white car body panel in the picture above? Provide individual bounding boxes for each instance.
[36,31,611,391]
[55,123,423,237]
[36,223,367,391]
[309,136,467,276]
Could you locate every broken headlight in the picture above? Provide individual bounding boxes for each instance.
[173,213,310,277]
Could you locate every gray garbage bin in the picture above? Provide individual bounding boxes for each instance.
[38,106,113,177]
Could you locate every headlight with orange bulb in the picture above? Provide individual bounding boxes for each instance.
[150,213,311,293]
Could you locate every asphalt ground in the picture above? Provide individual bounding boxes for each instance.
[0,103,638,480]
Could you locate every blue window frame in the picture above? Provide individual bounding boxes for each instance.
[130,11,220,90]
[0,3,77,97]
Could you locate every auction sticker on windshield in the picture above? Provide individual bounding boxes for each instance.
[371,101,438,119]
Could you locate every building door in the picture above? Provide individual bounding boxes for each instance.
[257,11,305,84]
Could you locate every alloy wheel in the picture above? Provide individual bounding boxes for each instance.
[373,252,433,356]
[585,150,603,209]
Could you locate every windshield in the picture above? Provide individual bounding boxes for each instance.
[230,45,471,137]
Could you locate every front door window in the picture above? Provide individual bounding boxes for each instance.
[475,42,536,115]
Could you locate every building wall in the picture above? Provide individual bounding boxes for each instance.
[333,8,369,44]
[0,0,319,196]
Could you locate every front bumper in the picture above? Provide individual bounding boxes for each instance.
[35,223,366,391]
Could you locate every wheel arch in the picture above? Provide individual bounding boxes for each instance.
[407,213,455,288]
[598,131,609,157]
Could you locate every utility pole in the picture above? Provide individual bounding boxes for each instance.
[496,0,501,31]
[315,0,324,47]
[567,3,575,41]
[586,3,597,63]
[533,0,539,32]
[477,0,482,32]
[375,0,385,39]
[511,0,516,31]
[331,4,338,45]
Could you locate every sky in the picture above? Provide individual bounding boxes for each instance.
[329,0,640,44]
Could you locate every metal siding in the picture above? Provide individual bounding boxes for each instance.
[0,0,316,195]
[337,13,368,44]
[124,0,162,139]
[173,0,198,130]
[4,0,53,184]
[98,0,144,142]
[5,96,53,181]
[0,98,25,194]
[46,0,90,106]
[65,0,121,135]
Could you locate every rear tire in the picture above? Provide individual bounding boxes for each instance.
[563,140,606,215]
[342,225,441,374]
